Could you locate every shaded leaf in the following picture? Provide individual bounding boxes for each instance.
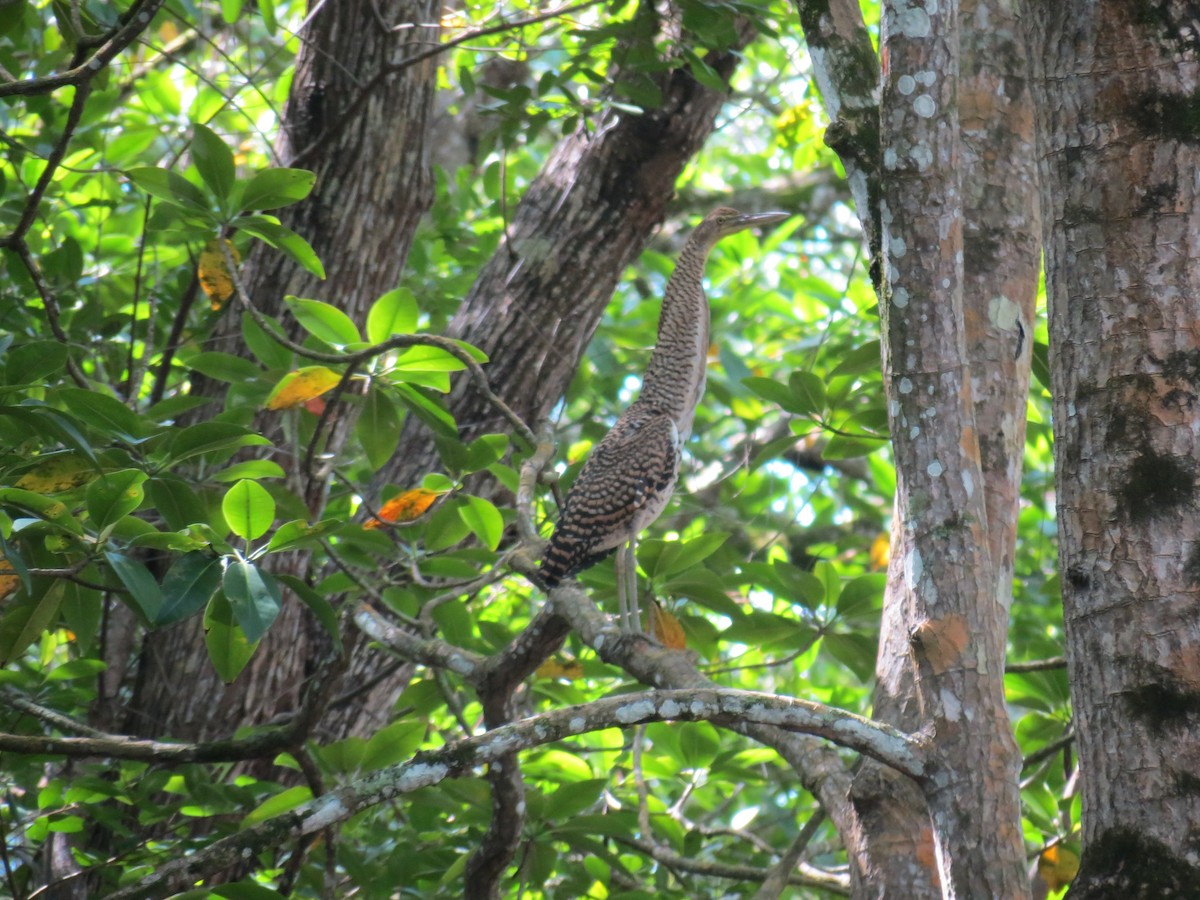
[157,553,223,626]
[239,168,315,211]
[203,590,257,682]
[191,123,236,204]
[86,469,148,530]
[222,559,282,644]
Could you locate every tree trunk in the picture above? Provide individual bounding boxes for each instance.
[130,0,439,742]
[1026,1,1200,894]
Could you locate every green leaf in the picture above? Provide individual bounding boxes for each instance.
[0,582,64,665]
[85,469,148,530]
[222,480,275,541]
[214,459,287,483]
[238,168,315,212]
[394,384,457,437]
[392,345,467,374]
[366,288,419,343]
[4,341,68,386]
[190,123,236,206]
[283,296,360,346]
[204,590,257,682]
[829,340,882,379]
[167,422,272,465]
[789,371,827,416]
[458,495,503,551]
[126,167,211,216]
[0,488,84,535]
[836,573,886,621]
[184,351,264,383]
[650,532,728,579]
[157,553,223,626]
[222,559,282,644]
[742,376,794,411]
[822,632,877,681]
[267,518,342,552]
[356,386,403,470]
[147,476,209,530]
[237,218,325,279]
[462,433,508,474]
[57,389,149,441]
[360,720,425,771]
[241,785,313,828]
[105,551,163,622]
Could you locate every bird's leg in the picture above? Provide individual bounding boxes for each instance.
[626,536,641,633]
[616,542,631,631]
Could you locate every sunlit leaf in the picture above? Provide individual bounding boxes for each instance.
[365,488,442,529]
[263,366,342,410]
[283,296,360,345]
[239,168,315,212]
[222,480,275,541]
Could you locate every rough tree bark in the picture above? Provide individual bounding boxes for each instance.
[130,0,440,742]
[1025,1,1200,894]
[797,0,1035,895]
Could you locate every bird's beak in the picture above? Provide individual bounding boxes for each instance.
[736,211,790,230]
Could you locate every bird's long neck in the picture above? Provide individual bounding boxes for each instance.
[639,236,715,441]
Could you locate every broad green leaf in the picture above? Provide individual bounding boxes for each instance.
[544,779,607,822]
[223,559,282,643]
[157,553,223,626]
[267,518,342,552]
[0,488,84,535]
[241,312,293,370]
[166,422,272,465]
[85,469,148,530]
[4,341,68,385]
[57,389,148,441]
[394,384,457,437]
[836,573,886,621]
[238,168,315,211]
[105,551,163,622]
[742,376,795,411]
[126,167,211,216]
[829,340,882,379]
[650,532,728,579]
[190,123,236,205]
[366,288,419,343]
[392,345,467,374]
[213,460,287,483]
[789,371,827,416]
[147,476,209,530]
[283,297,360,346]
[237,218,325,279]
[203,590,257,682]
[184,351,264,383]
[458,495,503,551]
[822,632,877,681]
[241,785,313,828]
[0,581,64,665]
[222,480,275,541]
[360,720,425,771]
[356,385,403,470]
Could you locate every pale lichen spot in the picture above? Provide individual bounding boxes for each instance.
[987,294,1019,329]
[899,377,914,395]
[891,236,908,259]
[905,547,924,590]
[897,6,931,37]
[913,95,936,118]
[893,286,910,308]
[962,470,974,498]
[915,70,937,86]
[890,400,901,417]
[911,145,933,169]
[569,717,586,733]
[897,74,917,95]
[616,699,656,724]
[659,699,683,718]
[927,460,944,477]
[909,425,920,439]
[884,147,899,169]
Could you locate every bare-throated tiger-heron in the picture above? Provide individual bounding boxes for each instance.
[540,208,790,632]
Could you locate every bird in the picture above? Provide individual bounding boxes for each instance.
[540,207,790,632]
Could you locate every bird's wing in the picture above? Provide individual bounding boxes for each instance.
[541,406,681,584]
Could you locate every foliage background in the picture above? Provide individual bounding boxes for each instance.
[0,0,1072,896]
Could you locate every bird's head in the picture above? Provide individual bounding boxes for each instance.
[696,207,790,247]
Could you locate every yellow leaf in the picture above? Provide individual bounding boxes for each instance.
[364,488,442,529]
[15,454,95,493]
[535,657,584,680]
[198,238,241,310]
[1038,844,1080,893]
[0,570,19,602]
[869,532,890,570]
[264,366,342,411]
[648,599,686,650]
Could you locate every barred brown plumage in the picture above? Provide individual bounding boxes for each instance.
[540,207,789,632]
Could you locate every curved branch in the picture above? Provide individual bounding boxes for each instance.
[104,686,923,899]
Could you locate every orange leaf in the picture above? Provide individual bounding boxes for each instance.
[304,397,327,416]
[198,238,241,310]
[364,488,442,529]
[535,657,584,680]
[1038,844,1080,893]
[0,571,19,602]
[264,366,342,411]
[648,599,686,649]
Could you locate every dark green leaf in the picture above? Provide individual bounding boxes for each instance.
[105,551,163,622]
[238,168,315,211]
[237,218,325,279]
[157,552,223,626]
[190,123,236,205]
[203,590,257,682]
[222,559,282,643]
[85,469,148,530]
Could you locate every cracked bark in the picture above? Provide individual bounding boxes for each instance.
[1024,0,1200,894]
